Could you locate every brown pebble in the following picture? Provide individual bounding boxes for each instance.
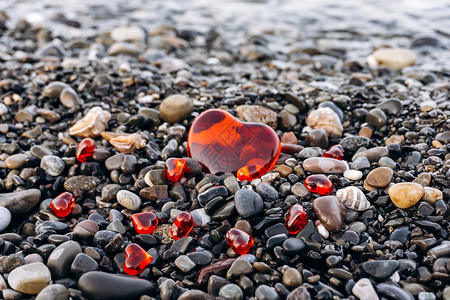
[365,167,393,188]
[313,196,346,232]
[281,132,298,145]
[358,127,373,139]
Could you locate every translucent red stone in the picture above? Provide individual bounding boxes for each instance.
[131,212,159,234]
[225,228,254,255]
[123,243,153,276]
[49,192,75,217]
[304,174,333,195]
[285,204,308,235]
[165,158,187,182]
[170,211,194,240]
[323,144,344,160]
[187,109,280,181]
[75,138,95,162]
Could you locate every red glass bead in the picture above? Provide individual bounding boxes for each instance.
[323,144,344,160]
[75,138,95,162]
[225,228,254,255]
[123,243,153,276]
[170,211,194,240]
[165,158,187,182]
[131,212,159,234]
[187,109,281,181]
[285,204,308,235]
[49,192,75,217]
[304,174,333,195]
[236,164,262,181]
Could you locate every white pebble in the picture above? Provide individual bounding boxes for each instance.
[116,190,141,211]
[317,224,329,239]
[344,169,363,181]
[389,271,400,282]
[0,206,11,232]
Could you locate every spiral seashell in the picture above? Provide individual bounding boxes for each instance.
[109,133,146,154]
[336,186,370,211]
[305,107,343,138]
[69,107,111,138]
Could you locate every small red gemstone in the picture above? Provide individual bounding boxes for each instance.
[123,243,153,276]
[75,138,95,163]
[225,228,254,255]
[131,212,159,234]
[165,158,187,182]
[304,174,333,195]
[49,192,75,217]
[285,204,308,235]
[170,211,194,240]
[237,164,262,181]
[323,144,344,160]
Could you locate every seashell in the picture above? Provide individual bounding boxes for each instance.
[101,131,125,141]
[305,107,343,138]
[336,186,370,211]
[109,133,146,154]
[42,81,70,98]
[69,107,111,138]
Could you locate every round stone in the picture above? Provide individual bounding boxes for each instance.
[343,169,363,181]
[305,129,328,148]
[366,167,393,188]
[0,206,11,232]
[36,284,69,300]
[234,189,264,219]
[389,182,424,209]
[283,268,302,288]
[219,284,244,300]
[282,238,306,255]
[73,220,99,239]
[366,108,387,128]
[370,48,416,70]
[8,262,52,295]
[40,155,65,176]
[159,94,194,123]
[313,196,347,232]
[47,241,82,279]
[352,278,378,300]
[255,285,279,300]
[5,154,27,169]
[116,190,141,211]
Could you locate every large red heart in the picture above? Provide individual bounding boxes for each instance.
[187,109,280,181]
[123,243,153,276]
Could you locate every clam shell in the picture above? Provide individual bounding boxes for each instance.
[336,186,370,211]
[305,107,343,138]
[109,133,146,154]
[69,107,111,138]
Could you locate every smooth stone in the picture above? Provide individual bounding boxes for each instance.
[30,145,53,159]
[219,284,243,300]
[0,189,41,214]
[352,278,379,300]
[73,220,99,239]
[305,107,343,137]
[116,190,141,211]
[388,183,424,209]
[366,167,393,188]
[236,105,278,129]
[420,100,437,112]
[5,154,27,169]
[282,238,306,255]
[435,131,450,144]
[313,196,346,232]
[305,129,328,148]
[0,206,11,231]
[378,157,396,169]
[255,285,279,300]
[196,259,235,287]
[422,187,443,204]
[227,260,253,279]
[70,253,99,277]
[234,189,263,219]
[287,286,311,300]
[303,157,348,173]
[351,157,371,170]
[36,284,69,300]
[376,283,414,300]
[413,173,432,187]
[339,136,370,152]
[159,94,194,123]
[282,268,302,288]
[105,153,125,171]
[344,170,363,181]
[352,147,388,163]
[291,182,311,198]
[78,271,154,300]
[60,87,82,108]
[111,26,145,42]
[427,241,450,258]
[255,182,279,202]
[366,108,387,128]
[179,290,214,300]
[40,155,65,176]
[8,262,52,294]
[377,98,403,115]
[362,260,399,279]
[318,101,344,122]
[174,255,196,273]
[107,219,126,234]
[47,241,82,279]
[101,184,122,202]
[2,289,23,299]
[370,48,416,70]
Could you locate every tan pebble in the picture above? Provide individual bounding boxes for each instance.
[363,180,377,192]
[369,48,416,70]
[281,132,298,144]
[69,107,111,138]
[365,167,393,188]
[388,182,424,209]
[109,133,146,154]
[236,105,278,129]
[385,135,404,145]
[358,127,373,139]
[432,140,443,149]
[275,165,292,177]
[5,154,28,169]
[305,107,343,138]
[422,187,443,204]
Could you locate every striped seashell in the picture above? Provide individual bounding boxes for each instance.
[336,186,370,211]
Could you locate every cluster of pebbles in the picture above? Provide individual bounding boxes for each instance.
[0,1,450,300]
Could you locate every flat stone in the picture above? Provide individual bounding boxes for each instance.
[376,283,414,300]
[40,155,65,176]
[227,260,253,279]
[175,255,196,273]
[236,105,278,129]
[160,94,194,123]
[8,262,52,295]
[302,157,348,173]
[435,131,450,144]
[370,48,416,70]
[78,271,154,300]
[0,189,41,214]
[139,185,168,201]
[313,196,346,232]
[64,176,100,196]
[234,189,263,218]
[282,268,302,288]
[116,190,141,211]
[366,167,393,188]
[196,259,235,287]
[388,182,424,209]
[339,136,370,152]
[73,220,99,239]
[36,284,69,300]
[352,147,388,163]
[362,260,399,279]
[219,284,243,300]
[255,285,279,300]
[47,241,82,279]
[70,253,99,277]
[352,278,379,300]
[5,154,27,169]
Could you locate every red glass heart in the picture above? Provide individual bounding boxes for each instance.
[304,174,333,195]
[50,192,75,217]
[131,212,159,234]
[170,211,194,240]
[76,138,95,162]
[323,144,344,160]
[187,109,280,181]
[123,243,153,275]
[285,204,308,235]
[165,158,187,182]
[225,228,254,255]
